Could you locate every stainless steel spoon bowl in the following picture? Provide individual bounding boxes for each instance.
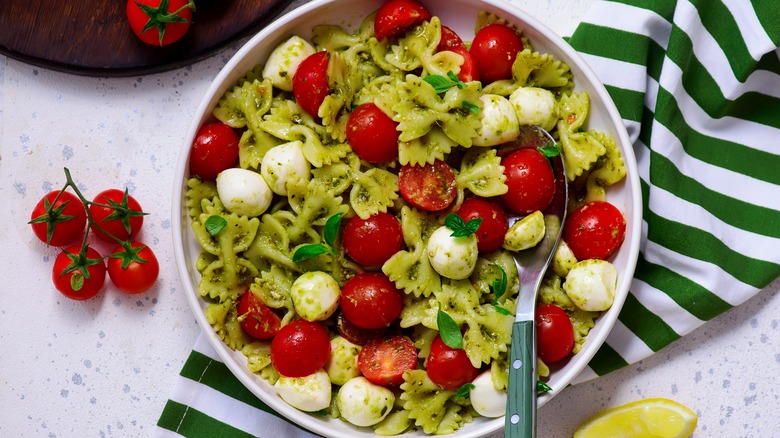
[504,126,568,438]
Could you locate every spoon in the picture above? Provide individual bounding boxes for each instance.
[504,126,568,438]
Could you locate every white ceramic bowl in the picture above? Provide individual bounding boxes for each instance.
[173,0,642,436]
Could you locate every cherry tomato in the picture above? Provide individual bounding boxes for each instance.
[336,312,386,346]
[358,335,417,387]
[270,320,331,377]
[126,0,194,46]
[340,272,404,329]
[342,212,404,267]
[425,335,480,390]
[189,122,240,181]
[374,0,432,41]
[536,304,574,363]
[52,245,106,300]
[107,241,159,294]
[445,45,480,83]
[456,198,508,253]
[469,23,524,83]
[238,291,282,340]
[501,148,556,215]
[563,201,626,260]
[437,25,463,51]
[293,51,330,118]
[399,160,457,211]
[89,189,145,242]
[29,190,87,247]
[346,103,400,163]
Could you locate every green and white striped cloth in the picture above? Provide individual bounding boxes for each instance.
[156,0,780,435]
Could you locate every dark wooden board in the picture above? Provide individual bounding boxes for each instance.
[0,0,293,77]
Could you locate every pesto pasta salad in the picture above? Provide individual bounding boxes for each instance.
[183,0,627,434]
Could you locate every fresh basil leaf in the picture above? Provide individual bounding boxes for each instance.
[423,74,453,93]
[491,264,508,300]
[444,213,465,231]
[494,304,511,315]
[205,215,228,236]
[537,144,561,158]
[536,381,552,394]
[461,100,480,114]
[437,305,463,349]
[455,383,475,400]
[292,244,330,262]
[446,71,466,89]
[323,212,344,248]
[445,213,482,237]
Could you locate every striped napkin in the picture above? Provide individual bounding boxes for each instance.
[155,0,780,436]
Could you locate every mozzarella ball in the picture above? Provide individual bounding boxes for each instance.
[261,140,311,196]
[324,336,362,386]
[472,94,520,147]
[503,210,546,251]
[552,240,578,278]
[275,369,331,412]
[469,371,507,418]
[509,87,558,132]
[290,271,340,322]
[216,168,273,217]
[337,377,395,427]
[563,259,618,311]
[262,36,316,92]
[427,225,479,280]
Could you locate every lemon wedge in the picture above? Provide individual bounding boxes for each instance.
[573,398,698,438]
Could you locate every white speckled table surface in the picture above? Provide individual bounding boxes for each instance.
[1,0,778,437]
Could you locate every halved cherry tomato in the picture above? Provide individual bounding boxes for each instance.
[399,160,457,211]
[446,45,480,82]
[189,122,240,181]
[270,320,331,377]
[358,335,417,387]
[456,198,508,253]
[501,148,556,215]
[374,0,432,41]
[536,304,574,363]
[89,189,145,242]
[346,103,400,163]
[293,51,330,117]
[425,335,480,390]
[342,212,404,267]
[437,25,463,51]
[336,312,386,346]
[469,23,524,83]
[340,272,404,329]
[563,201,626,260]
[30,190,87,247]
[126,0,194,46]
[107,241,159,294]
[52,244,106,301]
[238,291,282,340]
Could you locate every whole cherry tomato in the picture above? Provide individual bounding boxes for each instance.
[52,244,106,300]
[425,335,480,390]
[29,190,87,247]
[374,0,432,40]
[501,148,556,215]
[456,198,508,253]
[358,335,417,387]
[189,122,240,181]
[107,241,159,294]
[346,103,400,163]
[563,201,626,260]
[342,212,404,267]
[536,304,574,363]
[126,0,194,46]
[293,51,330,118]
[399,160,458,211]
[469,23,524,83]
[270,320,331,377]
[89,189,145,242]
[340,272,404,329]
[238,291,282,340]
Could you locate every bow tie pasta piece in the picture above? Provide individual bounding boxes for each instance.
[511,48,573,90]
[349,168,399,220]
[384,17,442,72]
[185,178,218,218]
[213,77,274,132]
[456,148,509,198]
[399,370,465,435]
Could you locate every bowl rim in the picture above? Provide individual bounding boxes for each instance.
[171,0,642,436]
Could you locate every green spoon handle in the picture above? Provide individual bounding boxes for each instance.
[505,319,537,438]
